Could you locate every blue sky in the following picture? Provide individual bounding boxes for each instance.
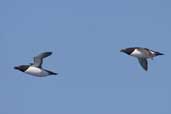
[0,0,170,113]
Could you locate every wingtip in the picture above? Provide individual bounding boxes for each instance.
[144,68,148,71]
[141,65,148,71]
[42,51,53,57]
[46,52,53,55]
[141,67,148,71]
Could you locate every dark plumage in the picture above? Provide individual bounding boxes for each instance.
[14,52,57,77]
[120,47,164,71]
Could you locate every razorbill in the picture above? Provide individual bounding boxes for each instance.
[14,52,57,77]
[120,47,164,71]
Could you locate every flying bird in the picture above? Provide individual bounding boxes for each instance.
[120,47,164,71]
[14,52,58,77]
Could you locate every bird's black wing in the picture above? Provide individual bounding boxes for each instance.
[137,58,148,71]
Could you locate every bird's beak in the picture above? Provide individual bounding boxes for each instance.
[120,49,124,52]
[14,66,19,70]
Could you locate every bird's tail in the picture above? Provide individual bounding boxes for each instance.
[154,51,164,56]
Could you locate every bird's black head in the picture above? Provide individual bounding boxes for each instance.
[120,48,135,55]
[14,65,30,72]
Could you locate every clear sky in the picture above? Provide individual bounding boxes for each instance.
[0,0,170,113]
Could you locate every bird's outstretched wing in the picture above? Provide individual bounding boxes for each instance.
[137,58,148,71]
[33,52,52,68]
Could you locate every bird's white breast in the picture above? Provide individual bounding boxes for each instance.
[25,66,49,77]
[131,49,146,58]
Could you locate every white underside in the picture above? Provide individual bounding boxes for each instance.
[25,66,49,77]
[131,49,144,58]
[131,49,152,58]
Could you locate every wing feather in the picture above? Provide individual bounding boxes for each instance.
[137,58,148,71]
[33,52,52,68]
